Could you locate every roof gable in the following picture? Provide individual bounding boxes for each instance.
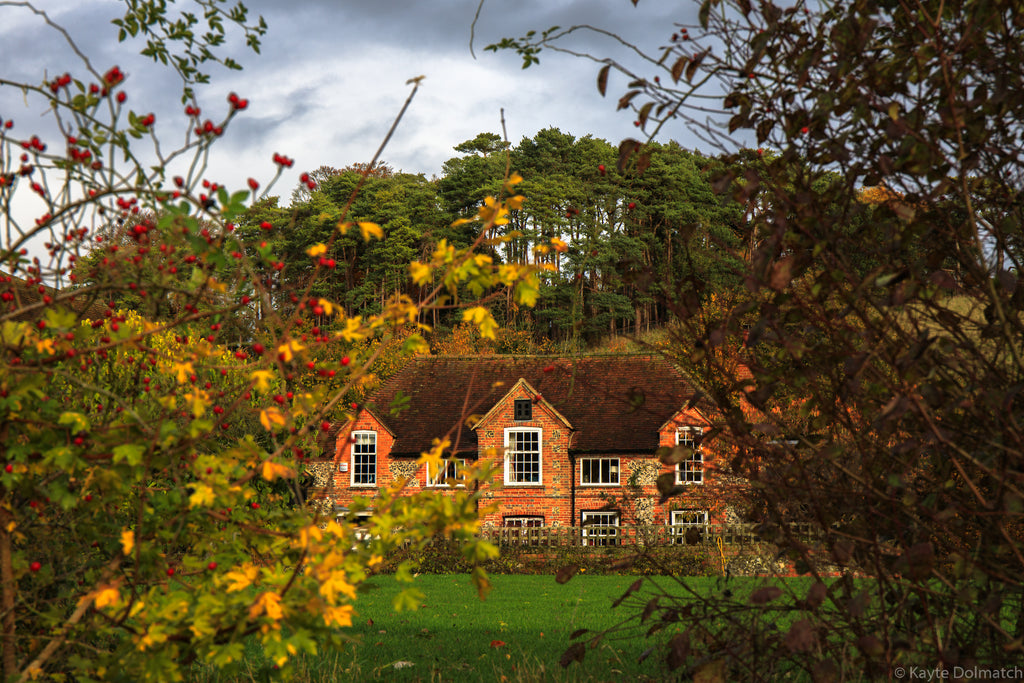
[474,377,573,432]
[365,355,696,456]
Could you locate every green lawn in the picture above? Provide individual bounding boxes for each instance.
[191,574,808,682]
[339,574,669,682]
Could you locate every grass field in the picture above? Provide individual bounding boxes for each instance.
[192,573,805,682]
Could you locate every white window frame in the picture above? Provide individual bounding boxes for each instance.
[504,427,542,485]
[350,431,377,487]
[426,458,466,487]
[669,509,708,544]
[675,427,704,485]
[581,511,620,546]
[580,457,620,486]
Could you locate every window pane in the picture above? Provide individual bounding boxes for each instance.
[581,511,620,546]
[507,430,540,483]
[514,399,532,421]
[352,432,376,485]
[581,458,620,485]
[676,428,703,484]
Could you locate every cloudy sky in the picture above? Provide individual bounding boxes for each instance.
[1,1,719,207]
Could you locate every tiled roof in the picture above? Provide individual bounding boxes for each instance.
[365,355,698,456]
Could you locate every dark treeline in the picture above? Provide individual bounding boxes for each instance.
[237,129,751,347]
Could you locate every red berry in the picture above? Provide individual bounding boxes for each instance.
[207,562,217,570]
[4,464,12,473]
[321,421,331,431]
[260,221,273,230]
[341,356,350,366]
[251,502,260,509]
[166,568,175,576]
[30,561,41,572]
[628,202,636,210]
[801,126,809,134]
[247,178,259,191]
[116,92,126,103]
[597,164,606,175]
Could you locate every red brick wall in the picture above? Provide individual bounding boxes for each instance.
[475,384,575,526]
[324,396,732,529]
[329,413,395,508]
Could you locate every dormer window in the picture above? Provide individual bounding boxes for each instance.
[514,398,532,421]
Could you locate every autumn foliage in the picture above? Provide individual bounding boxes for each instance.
[0,2,553,679]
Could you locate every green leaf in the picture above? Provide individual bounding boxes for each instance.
[392,587,425,612]
[113,444,145,465]
[58,412,91,433]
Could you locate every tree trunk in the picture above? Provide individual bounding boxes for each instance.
[1,497,15,679]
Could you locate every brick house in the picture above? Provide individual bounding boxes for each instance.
[319,354,739,542]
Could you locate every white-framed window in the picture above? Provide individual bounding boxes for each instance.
[669,509,708,544]
[504,428,542,485]
[675,427,704,485]
[581,511,620,546]
[580,457,620,486]
[426,458,466,487]
[350,431,377,486]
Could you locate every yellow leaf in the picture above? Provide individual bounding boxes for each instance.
[121,529,134,556]
[259,408,287,431]
[223,564,259,593]
[298,524,323,549]
[306,243,327,257]
[505,172,523,186]
[261,459,294,481]
[277,339,304,363]
[94,585,121,609]
[189,484,216,509]
[249,592,284,621]
[478,196,509,226]
[320,570,358,603]
[183,389,209,418]
[339,316,365,342]
[506,194,525,210]
[317,298,336,316]
[205,277,228,294]
[172,361,194,384]
[34,338,55,356]
[462,306,498,340]
[250,370,274,393]
[551,237,568,252]
[323,604,354,627]
[450,217,474,227]
[497,264,518,286]
[338,221,352,235]
[409,261,431,286]
[359,222,383,241]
